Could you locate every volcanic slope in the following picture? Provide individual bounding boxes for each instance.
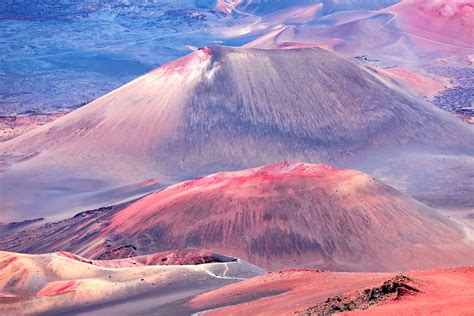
[189,267,474,315]
[1,46,473,220]
[0,250,263,315]
[2,163,473,272]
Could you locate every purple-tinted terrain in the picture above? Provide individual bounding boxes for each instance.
[1,1,473,315]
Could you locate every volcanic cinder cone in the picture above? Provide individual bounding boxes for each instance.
[2,163,473,271]
[1,46,472,220]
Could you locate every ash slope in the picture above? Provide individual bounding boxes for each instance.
[3,163,472,272]
[1,46,473,220]
[0,250,263,315]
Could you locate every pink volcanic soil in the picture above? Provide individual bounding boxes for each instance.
[149,47,212,76]
[376,67,445,97]
[56,249,235,268]
[349,267,474,315]
[191,269,392,314]
[108,162,340,234]
[0,112,66,142]
[37,281,78,297]
[386,0,474,49]
[0,255,17,269]
[98,162,473,272]
[191,267,474,315]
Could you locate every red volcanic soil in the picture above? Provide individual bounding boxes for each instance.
[0,112,65,142]
[108,162,340,233]
[1,162,472,272]
[190,267,474,315]
[0,255,17,269]
[37,281,78,297]
[349,267,474,315]
[375,67,445,97]
[99,162,473,271]
[190,269,392,315]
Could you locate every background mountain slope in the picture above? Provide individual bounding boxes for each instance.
[1,46,472,220]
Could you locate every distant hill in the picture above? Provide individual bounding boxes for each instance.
[1,46,472,220]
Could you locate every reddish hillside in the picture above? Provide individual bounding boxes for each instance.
[190,267,474,315]
[4,162,471,272]
[100,162,473,271]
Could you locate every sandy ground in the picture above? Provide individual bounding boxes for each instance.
[0,251,264,315]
